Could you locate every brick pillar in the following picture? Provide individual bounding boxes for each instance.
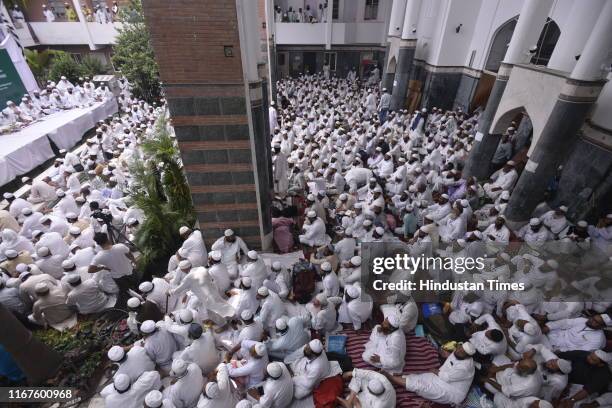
[142,0,272,250]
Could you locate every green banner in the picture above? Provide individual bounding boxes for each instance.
[0,48,27,107]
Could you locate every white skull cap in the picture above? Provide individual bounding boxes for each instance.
[144,390,163,408]
[272,261,282,270]
[210,250,222,261]
[138,281,153,293]
[62,259,75,269]
[178,259,191,269]
[127,297,141,308]
[107,345,125,362]
[247,250,258,260]
[224,229,234,237]
[254,343,266,356]
[37,246,50,257]
[266,362,283,378]
[113,374,130,392]
[257,286,269,296]
[351,256,362,266]
[321,262,332,272]
[367,378,384,394]
[179,309,193,323]
[275,318,288,331]
[140,320,156,334]
[308,339,323,354]
[171,359,188,376]
[179,226,190,235]
[241,310,253,320]
[462,341,476,356]
[205,382,220,399]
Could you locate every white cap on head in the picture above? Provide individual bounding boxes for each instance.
[523,322,538,336]
[275,318,288,331]
[224,229,234,237]
[321,262,332,272]
[34,282,49,294]
[171,359,188,376]
[375,226,385,235]
[595,349,612,364]
[179,226,190,235]
[56,189,66,197]
[601,313,612,326]
[386,312,400,328]
[61,259,75,269]
[204,382,220,399]
[272,261,282,270]
[107,345,125,362]
[113,374,130,392]
[307,210,317,218]
[210,250,222,261]
[242,276,252,287]
[241,310,253,321]
[179,309,193,323]
[577,220,588,228]
[69,226,81,235]
[140,320,156,334]
[22,207,33,216]
[127,297,141,308]
[529,218,541,226]
[257,286,269,297]
[37,246,50,257]
[266,362,283,378]
[3,192,14,199]
[139,281,153,293]
[558,205,568,212]
[363,219,373,227]
[500,190,510,200]
[4,249,17,259]
[367,378,385,394]
[144,390,163,408]
[178,259,191,269]
[462,341,476,356]
[247,250,258,260]
[346,285,360,298]
[556,359,572,374]
[339,193,348,201]
[351,256,361,266]
[308,339,323,354]
[254,343,267,356]
[16,263,28,273]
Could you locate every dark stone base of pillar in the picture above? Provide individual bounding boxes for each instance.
[390,46,415,110]
[453,73,479,112]
[383,73,395,92]
[552,136,612,221]
[421,70,462,110]
[506,98,594,222]
[464,78,508,179]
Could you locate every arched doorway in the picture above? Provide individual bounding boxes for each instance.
[530,18,560,66]
[484,16,518,72]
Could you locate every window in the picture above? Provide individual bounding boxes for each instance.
[485,18,517,72]
[530,18,560,66]
[364,0,379,20]
[332,1,339,20]
[48,0,67,19]
[324,52,337,71]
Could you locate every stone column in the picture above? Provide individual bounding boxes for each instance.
[381,0,406,91]
[390,0,420,110]
[464,0,553,179]
[142,0,273,249]
[505,0,612,222]
[547,0,605,73]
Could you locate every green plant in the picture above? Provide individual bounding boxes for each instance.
[25,48,61,85]
[48,52,84,83]
[79,55,109,78]
[128,116,195,276]
[111,0,161,103]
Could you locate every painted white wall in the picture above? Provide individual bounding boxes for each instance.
[491,65,566,154]
[431,0,482,67]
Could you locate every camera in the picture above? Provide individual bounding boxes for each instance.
[92,209,113,225]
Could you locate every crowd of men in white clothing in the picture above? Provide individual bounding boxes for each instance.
[0,75,130,132]
[1,68,612,408]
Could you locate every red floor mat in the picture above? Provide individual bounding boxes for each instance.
[342,329,450,408]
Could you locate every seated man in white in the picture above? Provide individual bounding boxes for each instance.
[362,313,406,374]
[338,368,396,408]
[383,341,476,406]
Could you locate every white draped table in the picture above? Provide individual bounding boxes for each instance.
[0,98,118,187]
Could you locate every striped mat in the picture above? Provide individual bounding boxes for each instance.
[342,329,451,408]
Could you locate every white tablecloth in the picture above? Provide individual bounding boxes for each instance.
[0,99,118,187]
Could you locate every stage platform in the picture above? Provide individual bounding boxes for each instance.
[0,98,118,187]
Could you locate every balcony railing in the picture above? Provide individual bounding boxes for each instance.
[14,22,120,48]
[275,21,386,45]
